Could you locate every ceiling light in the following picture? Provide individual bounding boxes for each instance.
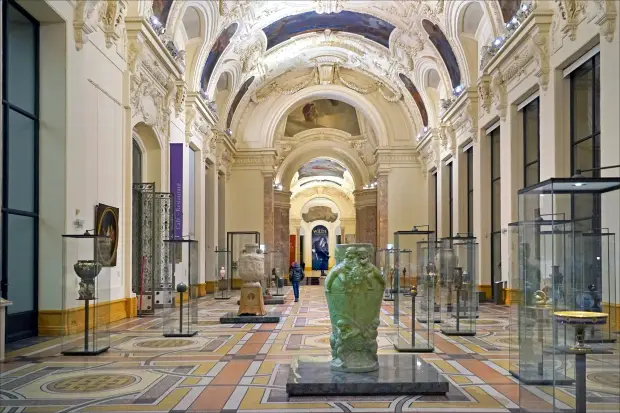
[493,37,504,47]
[521,3,529,11]
[573,182,585,187]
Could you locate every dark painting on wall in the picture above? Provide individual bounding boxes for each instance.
[95,203,119,267]
[263,11,395,50]
[285,99,361,136]
[226,76,255,128]
[399,74,429,127]
[312,225,329,271]
[498,0,521,23]
[201,23,239,90]
[152,0,174,26]
[422,20,462,88]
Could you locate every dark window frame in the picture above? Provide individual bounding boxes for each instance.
[1,0,40,341]
[490,127,501,295]
[432,170,438,233]
[522,97,540,187]
[447,161,453,238]
[465,147,474,235]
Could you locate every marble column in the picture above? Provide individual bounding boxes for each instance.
[473,132,491,287]
[217,171,226,264]
[274,189,291,273]
[377,173,389,249]
[354,188,377,247]
[204,161,217,285]
[263,173,275,276]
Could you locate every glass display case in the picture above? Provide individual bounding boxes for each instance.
[517,177,620,412]
[265,249,285,296]
[162,239,198,337]
[214,247,231,299]
[227,232,260,290]
[392,229,435,352]
[61,232,111,355]
[439,235,477,336]
[416,240,442,324]
[376,248,395,301]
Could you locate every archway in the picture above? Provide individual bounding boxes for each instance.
[132,122,163,189]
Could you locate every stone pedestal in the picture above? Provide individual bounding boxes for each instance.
[238,282,266,316]
[0,298,13,362]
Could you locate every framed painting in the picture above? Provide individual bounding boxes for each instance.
[95,203,119,267]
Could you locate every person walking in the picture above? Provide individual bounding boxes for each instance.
[289,261,304,302]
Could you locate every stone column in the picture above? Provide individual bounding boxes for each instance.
[353,188,377,247]
[205,161,217,287]
[376,173,389,249]
[274,189,291,273]
[453,150,467,235]
[263,172,275,252]
[473,131,492,287]
[436,161,449,238]
[217,171,226,262]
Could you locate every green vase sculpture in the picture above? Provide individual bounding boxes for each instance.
[325,243,385,372]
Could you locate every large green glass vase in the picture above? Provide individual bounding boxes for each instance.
[324,243,385,372]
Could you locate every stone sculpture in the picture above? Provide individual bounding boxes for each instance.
[237,244,266,316]
[325,244,385,372]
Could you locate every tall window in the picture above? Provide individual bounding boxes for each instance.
[1,0,39,341]
[465,147,474,234]
[523,98,540,187]
[447,162,453,237]
[432,171,438,233]
[570,53,600,233]
[132,139,142,184]
[490,127,501,293]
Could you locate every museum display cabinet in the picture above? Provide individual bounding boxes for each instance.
[439,234,477,336]
[516,177,620,413]
[132,183,173,316]
[266,249,285,296]
[215,247,232,299]
[162,239,199,337]
[376,248,396,301]
[227,231,260,290]
[61,232,111,355]
[416,240,442,324]
[392,229,435,352]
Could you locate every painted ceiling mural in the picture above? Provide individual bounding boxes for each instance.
[286,99,361,136]
[422,20,462,89]
[152,0,174,26]
[262,11,395,50]
[498,0,521,23]
[298,158,347,180]
[226,76,255,128]
[399,74,428,127]
[201,23,239,90]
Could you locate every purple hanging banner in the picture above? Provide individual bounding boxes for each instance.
[170,143,183,239]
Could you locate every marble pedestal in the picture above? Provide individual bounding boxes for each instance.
[238,283,266,316]
[220,312,281,323]
[0,298,13,362]
[286,354,449,396]
[236,296,285,305]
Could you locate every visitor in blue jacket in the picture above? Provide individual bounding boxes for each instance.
[289,262,305,302]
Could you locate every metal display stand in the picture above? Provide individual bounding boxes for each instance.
[61,232,111,356]
[214,247,231,299]
[162,239,198,337]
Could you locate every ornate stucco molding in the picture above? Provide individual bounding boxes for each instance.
[185,92,217,153]
[440,87,478,145]
[596,0,617,42]
[477,75,492,115]
[73,0,127,51]
[232,149,277,173]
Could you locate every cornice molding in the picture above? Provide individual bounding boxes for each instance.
[353,188,377,208]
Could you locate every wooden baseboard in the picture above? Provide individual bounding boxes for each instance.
[39,297,135,336]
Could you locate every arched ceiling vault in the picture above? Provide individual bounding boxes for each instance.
[163,0,505,143]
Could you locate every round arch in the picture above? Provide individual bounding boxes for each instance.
[256,85,390,149]
[277,143,369,191]
[132,122,164,190]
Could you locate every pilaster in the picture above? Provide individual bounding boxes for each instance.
[353,188,377,247]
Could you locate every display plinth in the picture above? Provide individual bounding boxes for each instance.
[286,354,449,396]
[214,248,231,300]
[238,282,266,315]
[237,296,285,305]
[220,312,281,323]
[61,233,111,356]
[228,231,261,290]
[163,239,198,337]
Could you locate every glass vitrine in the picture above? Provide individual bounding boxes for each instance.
[61,232,111,355]
[416,240,441,324]
[440,235,477,336]
[517,177,620,413]
[214,247,231,299]
[162,239,198,337]
[266,249,285,296]
[376,248,395,301]
[392,229,435,352]
[227,231,260,290]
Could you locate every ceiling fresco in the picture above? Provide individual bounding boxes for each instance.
[226,76,255,128]
[498,0,521,23]
[262,11,395,50]
[298,158,347,180]
[286,99,361,136]
[201,23,238,90]
[399,74,428,127]
[152,0,174,25]
[422,20,462,88]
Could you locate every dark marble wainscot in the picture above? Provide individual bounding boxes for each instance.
[286,354,449,396]
[236,296,285,305]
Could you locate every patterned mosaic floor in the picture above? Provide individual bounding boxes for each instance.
[1,286,619,412]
